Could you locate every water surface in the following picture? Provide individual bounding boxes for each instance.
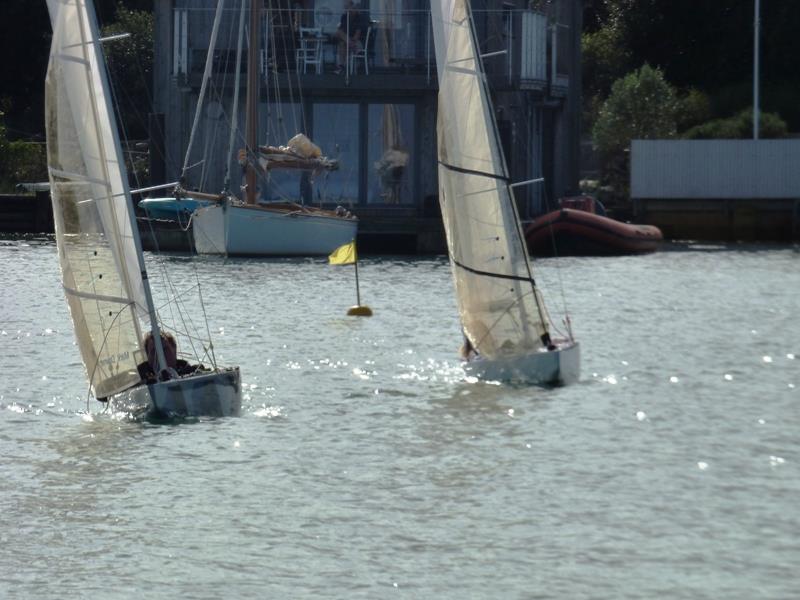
[1,236,798,599]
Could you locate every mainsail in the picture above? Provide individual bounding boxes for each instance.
[431,0,551,360]
[45,0,150,398]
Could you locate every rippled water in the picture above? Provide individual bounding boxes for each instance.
[1,235,798,599]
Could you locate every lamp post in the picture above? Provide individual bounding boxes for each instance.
[753,0,761,139]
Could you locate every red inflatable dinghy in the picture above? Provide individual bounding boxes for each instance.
[524,196,662,256]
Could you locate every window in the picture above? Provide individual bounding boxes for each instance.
[367,103,415,204]
[312,103,360,206]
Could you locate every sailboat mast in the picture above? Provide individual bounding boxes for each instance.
[224,0,248,192]
[245,0,261,204]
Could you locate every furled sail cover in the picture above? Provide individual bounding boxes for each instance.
[45,0,149,397]
[431,0,549,359]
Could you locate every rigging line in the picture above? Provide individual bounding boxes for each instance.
[270,2,302,140]
[182,0,227,179]
[266,6,290,143]
[156,276,208,362]
[167,212,218,368]
[468,286,546,353]
[138,200,199,361]
[104,44,142,191]
[83,301,138,410]
[224,0,247,192]
[277,5,304,135]
[114,48,155,129]
[199,17,238,190]
[142,206,210,363]
[439,160,508,182]
[540,184,572,335]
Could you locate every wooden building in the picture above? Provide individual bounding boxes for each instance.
[151,0,582,252]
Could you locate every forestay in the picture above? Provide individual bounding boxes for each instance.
[45,0,149,398]
[430,0,550,360]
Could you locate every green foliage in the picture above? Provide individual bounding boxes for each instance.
[676,88,711,133]
[102,2,154,140]
[583,1,800,132]
[593,64,677,157]
[683,109,788,140]
[592,65,677,200]
[582,26,632,125]
[0,111,47,192]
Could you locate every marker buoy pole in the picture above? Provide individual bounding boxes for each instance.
[347,254,372,317]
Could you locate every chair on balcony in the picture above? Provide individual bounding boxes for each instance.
[296,27,323,74]
[348,25,373,75]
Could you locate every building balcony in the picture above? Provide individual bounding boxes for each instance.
[171,6,571,94]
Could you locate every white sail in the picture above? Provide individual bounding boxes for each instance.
[45,0,150,398]
[431,0,550,360]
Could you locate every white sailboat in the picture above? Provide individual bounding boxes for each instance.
[430,0,579,385]
[187,0,358,256]
[45,0,241,416]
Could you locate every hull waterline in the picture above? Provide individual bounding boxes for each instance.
[464,341,580,385]
[109,367,242,418]
[193,203,358,256]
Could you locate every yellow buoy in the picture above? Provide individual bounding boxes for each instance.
[347,305,373,317]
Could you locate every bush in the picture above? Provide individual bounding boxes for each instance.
[683,108,788,139]
[592,64,678,200]
[676,88,712,133]
[0,112,47,192]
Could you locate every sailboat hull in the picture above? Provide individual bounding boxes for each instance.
[109,367,242,418]
[464,341,580,386]
[192,203,358,256]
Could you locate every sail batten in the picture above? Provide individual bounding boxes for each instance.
[63,286,134,305]
[48,167,112,187]
[439,161,509,182]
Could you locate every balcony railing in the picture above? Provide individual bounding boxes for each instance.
[171,6,570,90]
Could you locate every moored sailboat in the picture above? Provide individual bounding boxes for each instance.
[183,0,358,256]
[45,0,241,416]
[430,0,579,385]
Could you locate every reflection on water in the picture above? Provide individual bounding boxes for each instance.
[1,236,798,599]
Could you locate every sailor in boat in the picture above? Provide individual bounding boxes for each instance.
[137,332,200,384]
[460,333,479,361]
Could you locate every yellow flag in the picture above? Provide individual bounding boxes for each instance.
[328,240,357,265]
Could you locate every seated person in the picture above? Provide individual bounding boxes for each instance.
[334,0,367,74]
[460,334,479,361]
[137,331,197,382]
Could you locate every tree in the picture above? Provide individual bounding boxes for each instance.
[592,64,677,200]
[582,25,631,125]
[675,88,711,133]
[102,2,154,140]
[583,1,800,131]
